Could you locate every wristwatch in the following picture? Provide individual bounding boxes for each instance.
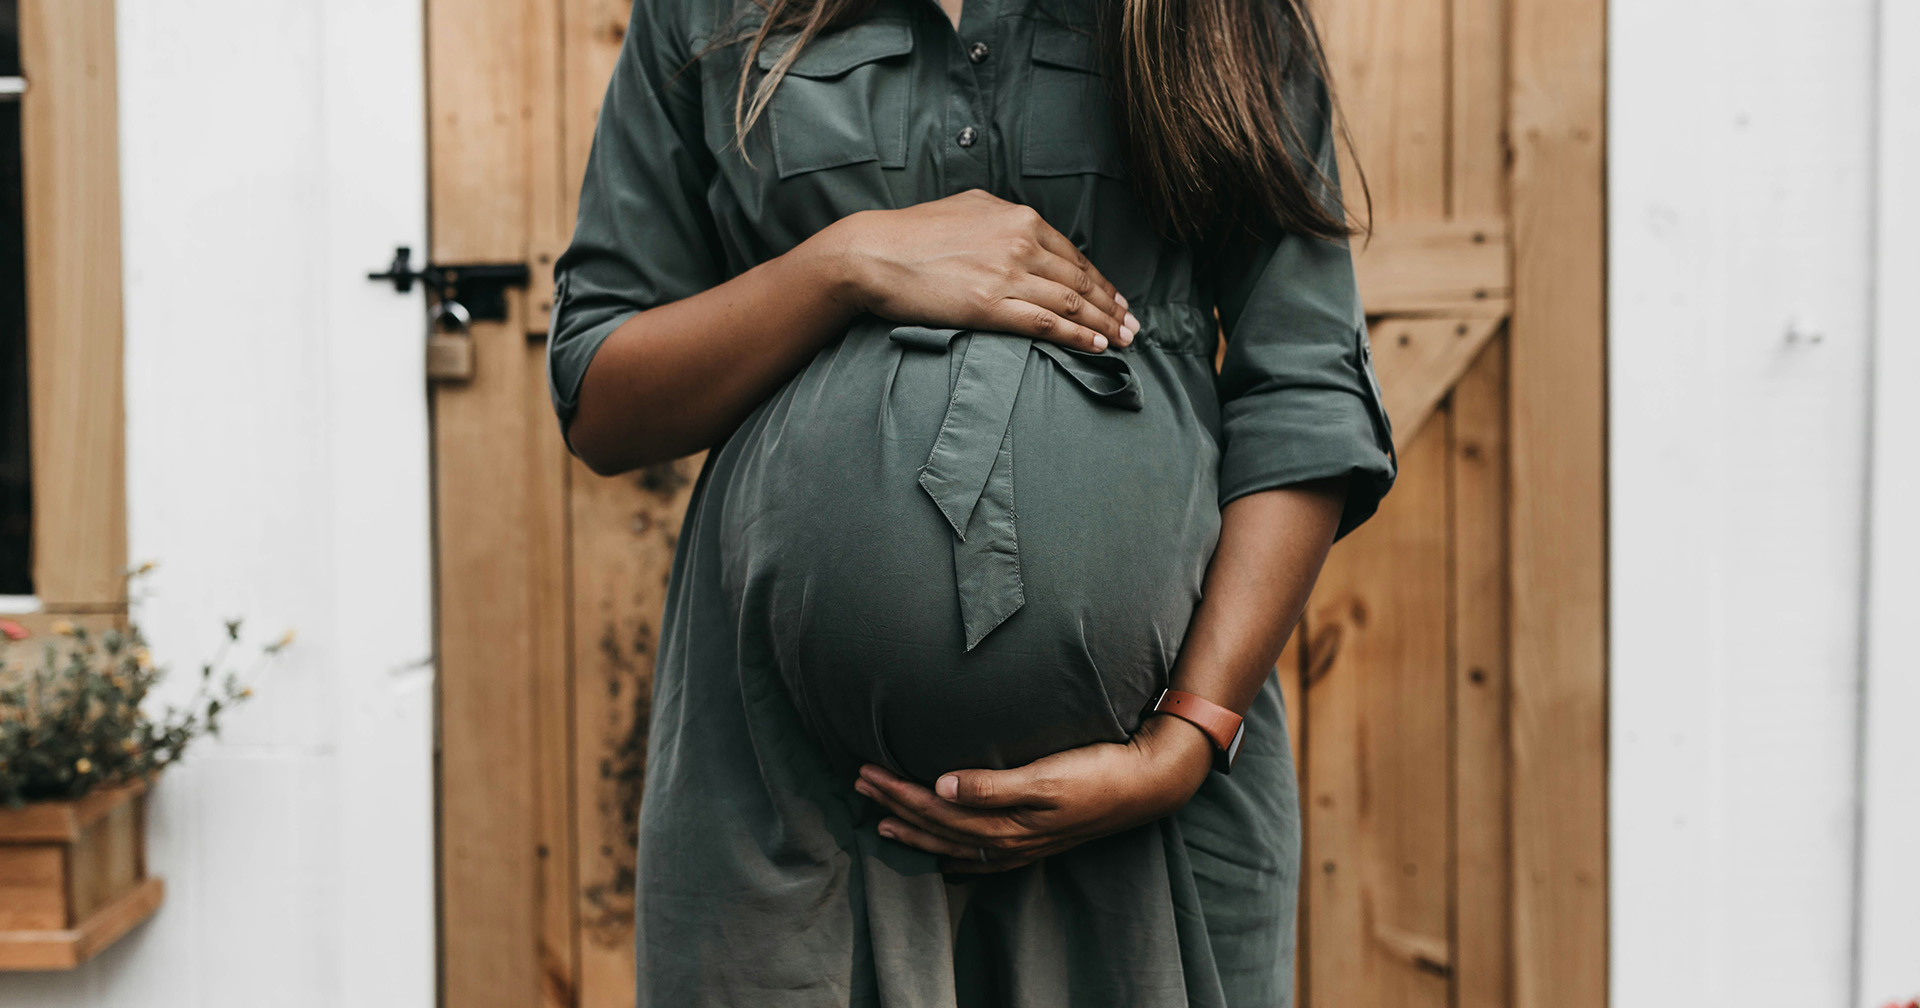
[1147,688,1246,775]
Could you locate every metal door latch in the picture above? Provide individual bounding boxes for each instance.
[367,245,530,322]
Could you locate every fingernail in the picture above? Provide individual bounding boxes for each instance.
[1123,311,1140,332]
[878,824,895,840]
[1115,292,1130,310]
[854,780,875,799]
[858,765,881,784]
[937,775,959,800]
[1092,334,1108,351]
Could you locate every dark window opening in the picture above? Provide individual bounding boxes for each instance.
[1,0,32,595]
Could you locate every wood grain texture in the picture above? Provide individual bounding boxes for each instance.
[66,797,139,924]
[1451,0,1510,219]
[566,456,700,1008]
[0,779,147,844]
[1316,0,1450,220]
[1305,421,1453,1008]
[1507,0,1609,1000]
[1354,221,1511,316]
[1368,315,1505,453]
[0,784,157,967]
[555,2,667,1005]
[18,0,127,609]
[0,846,67,930]
[0,876,163,971]
[525,6,579,1005]
[429,0,542,1002]
[1450,339,1512,1008]
[530,320,580,1008]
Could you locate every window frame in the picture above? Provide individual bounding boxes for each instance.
[2,0,127,631]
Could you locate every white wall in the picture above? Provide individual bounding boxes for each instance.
[1611,0,1918,1006]
[1855,0,1920,997]
[0,0,434,1005]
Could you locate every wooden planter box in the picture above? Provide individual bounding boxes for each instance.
[0,779,165,970]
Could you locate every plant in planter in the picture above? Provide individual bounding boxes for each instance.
[0,566,291,969]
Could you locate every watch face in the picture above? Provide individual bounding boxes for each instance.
[1221,722,1246,773]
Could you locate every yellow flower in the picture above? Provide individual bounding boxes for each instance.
[51,619,76,636]
[121,739,137,753]
[271,629,296,650]
[135,560,157,574]
[74,757,93,774]
[240,687,254,698]
[133,646,153,669]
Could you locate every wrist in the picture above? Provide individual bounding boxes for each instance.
[804,211,879,316]
[1136,712,1215,800]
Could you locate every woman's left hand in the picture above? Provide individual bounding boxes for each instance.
[854,712,1217,873]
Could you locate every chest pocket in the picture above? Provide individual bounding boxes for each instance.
[1021,23,1128,180]
[757,20,915,179]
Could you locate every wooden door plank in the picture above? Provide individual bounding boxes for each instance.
[525,0,568,339]
[429,0,542,1002]
[1450,338,1512,1008]
[1305,420,1453,1008]
[530,356,580,1008]
[1507,0,1608,1001]
[1369,315,1505,453]
[1452,0,1510,219]
[568,456,702,1008]
[1354,220,1511,315]
[520,1,581,1004]
[552,3,662,1005]
[1315,0,1450,221]
[18,0,127,609]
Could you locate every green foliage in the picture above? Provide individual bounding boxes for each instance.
[0,566,292,807]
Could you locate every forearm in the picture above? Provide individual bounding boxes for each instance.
[1140,476,1349,763]
[565,221,866,475]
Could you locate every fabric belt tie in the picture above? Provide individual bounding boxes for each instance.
[888,325,1145,651]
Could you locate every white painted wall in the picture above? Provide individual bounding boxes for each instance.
[1611,0,1919,1006]
[0,1,434,1005]
[1855,0,1920,999]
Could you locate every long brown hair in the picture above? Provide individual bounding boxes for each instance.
[711,0,1367,245]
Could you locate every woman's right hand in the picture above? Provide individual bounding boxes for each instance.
[822,189,1140,352]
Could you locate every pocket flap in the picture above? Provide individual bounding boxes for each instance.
[757,20,914,77]
[1030,23,1099,72]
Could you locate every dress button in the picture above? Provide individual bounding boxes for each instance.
[956,126,978,148]
[968,41,990,63]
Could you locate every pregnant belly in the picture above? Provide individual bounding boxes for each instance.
[715,315,1222,784]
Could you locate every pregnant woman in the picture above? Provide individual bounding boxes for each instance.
[546,0,1396,1002]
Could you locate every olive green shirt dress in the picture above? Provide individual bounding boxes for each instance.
[546,0,1396,1003]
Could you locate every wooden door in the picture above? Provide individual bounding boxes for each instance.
[426,0,672,1005]
[423,0,1605,1004]
[1291,0,1607,1006]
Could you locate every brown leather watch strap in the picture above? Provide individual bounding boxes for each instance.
[1149,688,1247,774]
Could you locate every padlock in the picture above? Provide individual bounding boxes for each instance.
[427,298,476,383]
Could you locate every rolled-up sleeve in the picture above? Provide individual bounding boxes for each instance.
[1210,75,1396,540]
[546,0,726,455]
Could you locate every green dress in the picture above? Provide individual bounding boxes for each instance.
[546,0,1396,1003]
